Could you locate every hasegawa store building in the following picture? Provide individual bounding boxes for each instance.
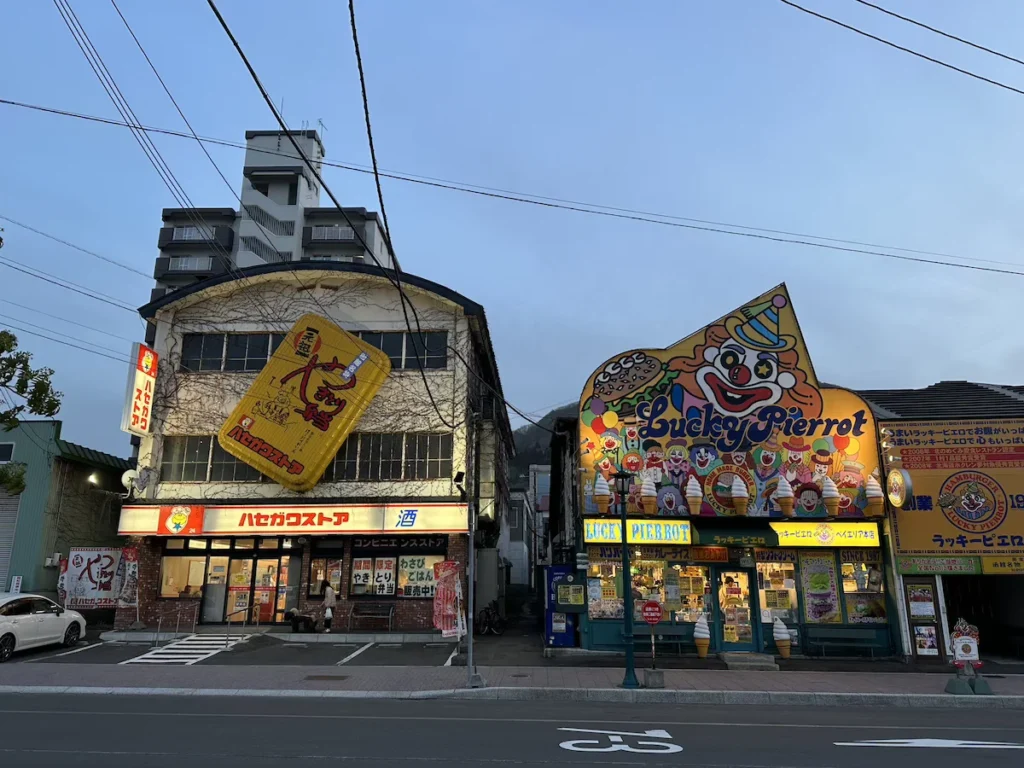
[573,286,900,657]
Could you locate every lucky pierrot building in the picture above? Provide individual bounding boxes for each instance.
[113,261,512,632]
[569,284,900,658]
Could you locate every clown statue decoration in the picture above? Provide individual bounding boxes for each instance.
[579,284,880,519]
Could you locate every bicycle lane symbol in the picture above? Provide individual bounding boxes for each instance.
[558,728,683,754]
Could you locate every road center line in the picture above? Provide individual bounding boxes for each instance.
[336,642,374,665]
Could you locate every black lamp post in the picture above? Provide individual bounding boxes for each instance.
[613,470,640,689]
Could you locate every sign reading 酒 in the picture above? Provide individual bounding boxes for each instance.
[218,314,390,490]
[578,285,880,519]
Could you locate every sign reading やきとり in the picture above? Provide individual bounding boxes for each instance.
[888,419,1024,557]
[218,313,390,491]
[578,285,881,520]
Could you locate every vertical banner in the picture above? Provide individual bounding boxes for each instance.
[64,548,124,609]
[116,546,139,608]
[433,560,464,638]
[121,343,159,437]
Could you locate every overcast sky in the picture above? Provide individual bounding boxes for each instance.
[2,1,1024,455]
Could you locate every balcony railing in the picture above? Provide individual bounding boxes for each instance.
[171,226,214,241]
[311,225,355,241]
[168,255,214,271]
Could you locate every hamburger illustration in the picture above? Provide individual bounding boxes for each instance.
[589,351,679,419]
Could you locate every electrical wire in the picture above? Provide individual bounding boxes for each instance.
[0,312,127,358]
[778,0,1024,98]
[0,320,130,363]
[0,213,150,278]
[0,298,135,342]
[4,96,1023,272]
[0,256,137,311]
[851,0,1024,68]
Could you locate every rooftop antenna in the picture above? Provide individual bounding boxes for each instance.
[317,118,329,134]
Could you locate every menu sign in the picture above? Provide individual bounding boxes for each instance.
[398,555,437,598]
[374,557,396,596]
[351,557,373,593]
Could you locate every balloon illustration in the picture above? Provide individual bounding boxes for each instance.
[590,398,607,416]
[581,408,596,427]
[591,416,607,435]
[602,410,619,429]
[832,435,850,453]
[846,437,860,457]
[813,438,830,454]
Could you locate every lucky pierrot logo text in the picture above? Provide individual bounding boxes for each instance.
[578,284,881,519]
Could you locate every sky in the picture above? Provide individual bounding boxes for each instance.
[3,0,1024,456]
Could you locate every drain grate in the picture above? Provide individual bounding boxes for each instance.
[305,675,350,681]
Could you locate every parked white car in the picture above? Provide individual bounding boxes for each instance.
[0,593,86,662]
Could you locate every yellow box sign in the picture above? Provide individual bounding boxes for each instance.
[583,518,692,545]
[981,556,1024,574]
[218,313,390,491]
[888,419,1024,556]
[769,522,879,547]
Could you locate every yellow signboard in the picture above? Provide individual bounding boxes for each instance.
[578,284,880,519]
[981,556,1024,574]
[218,313,390,491]
[583,518,692,545]
[888,419,1024,556]
[769,522,879,547]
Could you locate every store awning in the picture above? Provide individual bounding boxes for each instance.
[692,525,778,548]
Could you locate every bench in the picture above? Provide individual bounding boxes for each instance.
[630,625,694,655]
[348,602,395,632]
[804,627,880,659]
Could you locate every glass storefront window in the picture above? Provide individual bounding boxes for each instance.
[800,552,842,624]
[841,557,886,624]
[259,538,280,550]
[309,557,343,596]
[188,539,207,550]
[587,557,624,619]
[211,539,231,550]
[397,554,444,598]
[667,564,710,623]
[757,557,798,624]
[234,538,255,549]
[629,557,665,618]
[166,539,185,550]
[160,556,207,598]
[718,571,754,644]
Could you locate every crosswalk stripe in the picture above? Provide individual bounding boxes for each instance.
[121,634,250,665]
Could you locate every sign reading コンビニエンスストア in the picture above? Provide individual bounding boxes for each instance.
[578,285,881,520]
[218,313,390,491]
[120,343,158,437]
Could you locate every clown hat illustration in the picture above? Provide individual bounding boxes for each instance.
[782,435,810,454]
[724,294,796,352]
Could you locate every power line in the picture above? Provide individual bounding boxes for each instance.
[0,298,135,341]
[0,256,137,311]
[0,312,127,358]
[0,214,150,278]
[778,0,1024,98]
[4,97,1020,272]
[0,320,130,364]
[851,0,1024,68]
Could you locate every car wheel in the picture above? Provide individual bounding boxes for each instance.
[0,634,14,663]
[63,623,81,648]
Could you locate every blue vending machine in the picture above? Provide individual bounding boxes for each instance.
[545,564,577,647]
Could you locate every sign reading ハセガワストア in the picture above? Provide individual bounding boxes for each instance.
[888,419,1024,556]
[218,313,390,491]
[578,285,880,519]
[120,343,158,437]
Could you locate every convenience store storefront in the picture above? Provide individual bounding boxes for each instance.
[580,518,892,655]
[114,501,467,631]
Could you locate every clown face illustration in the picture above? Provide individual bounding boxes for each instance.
[600,431,621,460]
[657,486,685,516]
[812,461,830,485]
[689,443,721,476]
[695,341,797,418]
[623,425,641,453]
[797,485,821,514]
[752,446,781,480]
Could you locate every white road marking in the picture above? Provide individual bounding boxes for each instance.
[836,738,1024,749]
[336,642,374,665]
[22,643,102,662]
[558,727,682,754]
[443,646,458,666]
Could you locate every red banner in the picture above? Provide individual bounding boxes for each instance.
[432,560,462,638]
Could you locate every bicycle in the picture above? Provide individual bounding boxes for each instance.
[475,600,506,636]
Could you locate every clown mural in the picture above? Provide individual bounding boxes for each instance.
[578,284,881,519]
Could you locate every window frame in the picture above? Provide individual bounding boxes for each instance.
[322,431,454,484]
[160,435,213,483]
[0,443,13,464]
[357,330,448,371]
[179,332,287,373]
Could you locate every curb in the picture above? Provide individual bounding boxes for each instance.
[98,631,447,645]
[1,684,1022,707]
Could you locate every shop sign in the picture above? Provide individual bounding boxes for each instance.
[886,468,912,508]
[217,313,391,491]
[689,546,728,562]
[374,557,397,595]
[951,618,980,665]
[353,535,448,551]
[694,527,778,547]
[118,502,469,536]
[57,548,124,609]
[583,518,691,545]
[769,522,879,547]
[589,545,688,561]
[896,556,982,575]
[755,548,797,563]
[578,284,881,519]
[839,548,882,563]
[887,418,1024,556]
[120,343,158,437]
[351,558,373,589]
[981,555,1024,574]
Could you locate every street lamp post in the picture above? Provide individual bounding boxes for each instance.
[613,471,640,689]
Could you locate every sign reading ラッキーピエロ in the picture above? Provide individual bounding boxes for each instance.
[218,314,390,490]
[578,285,881,520]
[887,419,1024,557]
[120,343,158,437]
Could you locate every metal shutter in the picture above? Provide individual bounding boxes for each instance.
[0,491,21,591]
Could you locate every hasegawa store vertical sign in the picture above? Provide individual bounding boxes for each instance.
[120,343,158,437]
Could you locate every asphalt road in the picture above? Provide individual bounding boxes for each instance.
[0,694,1022,766]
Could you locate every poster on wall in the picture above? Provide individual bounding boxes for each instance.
[914,625,940,656]
[217,313,391,491]
[906,584,937,618]
[374,557,396,596]
[577,284,881,521]
[351,558,373,594]
[116,546,139,608]
[59,548,124,609]
[800,552,841,624]
[397,555,440,598]
[888,419,1024,557]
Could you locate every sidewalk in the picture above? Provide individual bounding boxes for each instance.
[2,663,1023,707]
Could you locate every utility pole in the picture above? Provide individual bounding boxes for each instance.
[614,471,640,689]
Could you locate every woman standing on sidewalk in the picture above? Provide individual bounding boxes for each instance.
[321,580,337,633]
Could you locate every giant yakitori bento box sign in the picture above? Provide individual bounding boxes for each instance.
[578,285,881,518]
[888,419,1024,559]
[218,313,390,491]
